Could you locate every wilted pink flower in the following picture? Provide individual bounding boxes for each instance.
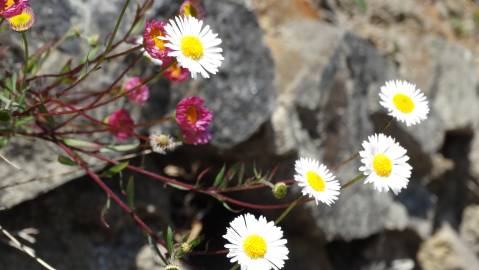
[164,62,189,82]
[182,129,212,145]
[107,109,135,141]
[0,0,28,18]
[143,19,171,62]
[7,5,34,32]
[175,96,213,145]
[124,77,149,105]
[179,0,204,19]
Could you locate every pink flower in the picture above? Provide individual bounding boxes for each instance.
[175,96,213,145]
[182,129,212,145]
[0,0,28,18]
[124,77,149,105]
[143,19,171,62]
[164,62,189,82]
[107,109,135,141]
[179,0,204,19]
[7,6,34,32]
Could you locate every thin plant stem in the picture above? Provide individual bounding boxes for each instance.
[21,31,29,87]
[275,197,302,225]
[341,173,365,190]
[0,225,56,270]
[229,264,240,270]
[105,0,131,53]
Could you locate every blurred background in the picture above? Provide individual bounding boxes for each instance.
[2,0,479,269]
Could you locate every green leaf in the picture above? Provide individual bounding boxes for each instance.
[64,138,100,149]
[126,176,135,209]
[38,103,55,127]
[57,155,77,166]
[0,110,10,122]
[213,164,226,188]
[237,163,245,185]
[148,236,167,264]
[167,182,190,191]
[100,195,111,228]
[101,161,129,178]
[0,137,8,149]
[222,202,241,213]
[99,143,140,153]
[166,226,174,256]
[14,116,33,127]
[354,0,367,12]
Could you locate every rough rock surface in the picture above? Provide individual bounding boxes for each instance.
[460,204,479,256]
[418,225,479,270]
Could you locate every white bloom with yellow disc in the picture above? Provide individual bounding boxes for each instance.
[163,15,223,79]
[223,213,289,270]
[379,80,429,126]
[294,157,340,206]
[359,133,412,194]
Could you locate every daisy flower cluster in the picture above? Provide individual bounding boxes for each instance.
[106,1,220,147]
[0,0,35,31]
[223,80,430,270]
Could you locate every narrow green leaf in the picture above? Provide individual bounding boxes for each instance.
[99,143,139,153]
[213,164,226,188]
[148,236,168,264]
[237,163,245,185]
[101,161,129,178]
[64,138,100,149]
[57,155,77,166]
[126,176,135,208]
[38,103,55,127]
[222,202,241,213]
[14,116,33,127]
[166,226,174,256]
[226,163,239,181]
[167,182,190,191]
[100,195,111,228]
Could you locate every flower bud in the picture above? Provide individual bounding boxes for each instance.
[180,242,191,253]
[272,182,288,199]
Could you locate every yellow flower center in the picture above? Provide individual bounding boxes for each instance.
[243,234,267,259]
[181,36,203,60]
[169,63,182,77]
[8,12,30,25]
[306,171,326,192]
[4,0,14,9]
[373,153,393,177]
[7,8,33,32]
[186,106,198,124]
[153,36,165,50]
[393,93,414,113]
[154,135,170,147]
[182,3,198,17]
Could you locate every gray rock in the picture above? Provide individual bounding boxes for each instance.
[266,19,409,240]
[418,224,479,270]
[163,0,275,149]
[0,139,94,210]
[459,204,479,255]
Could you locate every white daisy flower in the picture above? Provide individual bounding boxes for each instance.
[294,157,340,206]
[149,132,182,154]
[379,80,429,126]
[224,214,289,270]
[359,133,412,194]
[163,15,224,79]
